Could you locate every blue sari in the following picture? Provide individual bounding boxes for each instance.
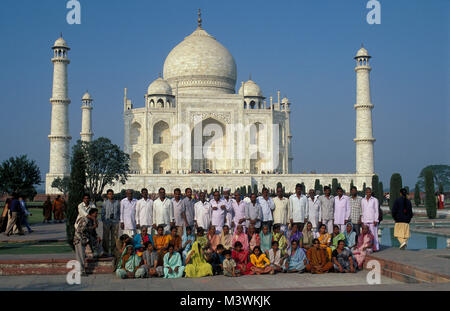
[133,233,153,249]
[285,247,307,271]
[182,227,196,262]
[344,223,356,248]
[260,232,272,254]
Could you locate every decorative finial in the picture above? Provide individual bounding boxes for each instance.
[60,32,63,38]
[249,73,252,80]
[361,42,364,48]
[198,9,202,28]
[158,72,161,78]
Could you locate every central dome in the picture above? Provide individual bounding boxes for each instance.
[163,27,237,95]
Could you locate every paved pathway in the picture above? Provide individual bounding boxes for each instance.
[0,222,66,243]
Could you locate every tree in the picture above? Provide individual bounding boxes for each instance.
[331,178,339,196]
[51,177,70,196]
[389,173,403,212]
[253,184,258,194]
[81,138,130,203]
[350,179,354,190]
[314,179,322,194]
[417,165,450,192]
[424,169,437,219]
[371,175,379,198]
[247,185,252,195]
[0,155,41,200]
[378,182,384,205]
[438,183,444,194]
[66,144,87,249]
[414,183,421,207]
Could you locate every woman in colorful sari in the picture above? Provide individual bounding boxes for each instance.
[133,226,153,249]
[195,227,209,250]
[317,224,332,260]
[353,224,374,269]
[302,222,315,250]
[185,241,213,278]
[153,225,170,265]
[232,224,249,252]
[249,246,273,275]
[332,240,357,273]
[220,225,233,250]
[259,225,272,255]
[116,245,146,279]
[207,225,221,252]
[168,226,182,253]
[272,224,288,256]
[181,226,195,263]
[247,224,261,252]
[231,241,253,275]
[330,225,345,252]
[344,222,357,248]
[305,239,333,274]
[286,223,303,252]
[283,240,308,273]
[163,244,185,278]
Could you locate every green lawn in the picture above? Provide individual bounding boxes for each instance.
[0,241,72,255]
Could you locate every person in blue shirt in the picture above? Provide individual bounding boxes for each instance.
[4,193,24,236]
[19,196,33,234]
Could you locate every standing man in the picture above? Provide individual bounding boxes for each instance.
[361,187,379,251]
[194,192,211,231]
[245,193,262,233]
[273,186,290,233]
[289,184,309,232]
[180,188,196,231]
[392,188,413,249]
[172,188,184,236]
[136,188,153,235]
[210,191,228,233]
[231,191,247,233]
[258,188,275,232]
[152,187,174,234]
[120,190,137,237]
[4,193,23,236]
[101,189,120,257]
[76,194,96,229]
[19,196,33,234]
[307,189,321,232]
[318,186,334,234]
[334,187,351,232]
[222,189,234,230]
[74,208,100,276]
[348,186,362,238]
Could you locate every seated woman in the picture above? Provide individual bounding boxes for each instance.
[259,225,272,255]
[163,244,184,278]
[305,239,333,274]
[232,241,252,275]
[344,222,357,249]
[116,245,146,279]
[114,234,132,270]
[142,241,163,277]
[232,224,249,252]
[268,240,283,273]
[153,225,171,265]
[283,240,308,273]
[302,222,315,250]
[249,246,273,275]
[181,226,195,263]
[247,224,261,252]
[207,225,221,252]
[220,225,233,250]
[330,225,345,252]
[272,224,288,256]
[286,224,303,252]
[195,227,209,250]
[133,226,153,249]
[168,226,182,253]
[352,224,375,269]
[185,241,213,278]
[317,224,332,260]
[332,240,357,273]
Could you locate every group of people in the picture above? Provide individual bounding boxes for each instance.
[73,182,405,278]
[42,195,67,223]
[1,193,33,235]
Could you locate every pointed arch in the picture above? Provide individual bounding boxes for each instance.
[153,120,171,144]
[153,151,169,174]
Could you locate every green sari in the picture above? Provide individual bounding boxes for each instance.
[116,245,145,279]
[185,241,213,278]
[331,233,346,251]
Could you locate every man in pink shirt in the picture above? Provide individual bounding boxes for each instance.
[334,187,351,233]
[361,187,379,251]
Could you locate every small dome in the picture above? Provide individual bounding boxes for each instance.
[53,37,69,49]
[281,97,289,104]
[238,80,263,97]
[82,92,92,101]
[356,47,369,58]
[147,77,173,95]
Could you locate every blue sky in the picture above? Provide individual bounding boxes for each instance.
[0,0,448,191]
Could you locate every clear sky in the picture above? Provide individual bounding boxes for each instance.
[0,0,448,191]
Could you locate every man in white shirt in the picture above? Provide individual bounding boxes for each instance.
[257,188,275,231]
[318,186,334,234]
[194,192,211,231]
[120,189,137,237]
[135,188,153,235]
[289,184,309,231]
[181,188,196,231]
[222,188,234,230]
[361,187,380,251]
[273,186,289,233]
[246,193,262,232]
[172,188,184,236]
[232,191,247,233]
[152,187,174,234]
[307,189,321,232]
[76,194,96,229]
[334,187,351,232]
[210,191,228,233]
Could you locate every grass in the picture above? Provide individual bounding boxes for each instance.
[0,241,72,255]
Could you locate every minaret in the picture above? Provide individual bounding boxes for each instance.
[80,91,93,142]
[354,45,375,175]
[46,35,72,193]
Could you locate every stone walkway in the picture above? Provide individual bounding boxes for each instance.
[0,222,67,243]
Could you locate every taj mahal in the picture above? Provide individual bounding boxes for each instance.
[45,11,376,194]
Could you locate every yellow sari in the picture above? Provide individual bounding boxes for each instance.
[318,233,332,260]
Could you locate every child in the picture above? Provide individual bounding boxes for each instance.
[222,250,240,277]
[268,240,284,274]
[210,244,225,275]
[142,241,163,277]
